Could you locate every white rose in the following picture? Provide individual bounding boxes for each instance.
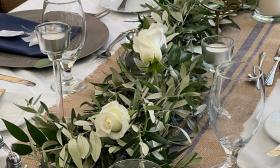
[133,23,167,64]
[95,101,130,140]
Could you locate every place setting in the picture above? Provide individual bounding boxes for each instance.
[1,0,280,168]
[0,0,111,143]
[0,0,146,135]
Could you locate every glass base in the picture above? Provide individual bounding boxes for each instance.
[51,78,86,94]
[212,162,239,168]
[252,10,280,23]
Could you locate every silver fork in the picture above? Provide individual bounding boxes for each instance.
[88,9,110,18]
[248,52,266,80]
[265,46,280,86]
[97,28,138,58]
[118,0,128,10]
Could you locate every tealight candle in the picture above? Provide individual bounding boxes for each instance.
[41,33,67,53]
[258,0,280,16]
[203,43,230,66]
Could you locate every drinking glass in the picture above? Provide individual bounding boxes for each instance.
[42,0,86,94]
[108,159,161,168]
[252,0,280,23]
[202,35,234,72]
[208,61,265,168]
[35,22,71,118]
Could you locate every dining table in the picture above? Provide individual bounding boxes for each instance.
[0,0,280,167]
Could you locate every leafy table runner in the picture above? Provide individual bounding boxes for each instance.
[21,12,280,167]
[21,48,125,167]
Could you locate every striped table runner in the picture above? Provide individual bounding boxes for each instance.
[22,12,280,167]
[194,12,280,167]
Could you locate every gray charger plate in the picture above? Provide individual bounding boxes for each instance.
[0,10,109,68]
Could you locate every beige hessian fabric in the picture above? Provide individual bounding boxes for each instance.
[23,12,280,167]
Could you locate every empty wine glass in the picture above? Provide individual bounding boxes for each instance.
[108,159,161,168]
[42,0,86,94]
[202,35,234,72]
[35,22,71,117]
[208,61,265,168]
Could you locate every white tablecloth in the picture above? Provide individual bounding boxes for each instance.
[0,0,138,166]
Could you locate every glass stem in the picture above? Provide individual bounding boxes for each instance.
[53,59,64,118]
[63,68,74,82]
[226,154,234,166]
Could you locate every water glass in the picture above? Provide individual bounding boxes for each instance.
[43,0,86,94]
[35,22,71,118]
[252,0,280,22]
[208,61,265,168]
[109,159,161,168]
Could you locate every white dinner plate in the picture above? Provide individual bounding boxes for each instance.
[0,91,34,132]
[99,0,157,13]
[264,112,280,143]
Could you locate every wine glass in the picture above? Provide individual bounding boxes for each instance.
[42,0,86,94]
[208,61,265,168]
[108,159,161,168]
[35,22,71,117]
[202,35,234,73]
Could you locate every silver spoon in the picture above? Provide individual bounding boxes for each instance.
[265,47,280,86]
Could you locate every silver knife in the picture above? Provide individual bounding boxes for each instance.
[0,74,36,87]
[265,46,280,86]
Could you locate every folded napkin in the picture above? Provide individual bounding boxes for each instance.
[0,13,45,58]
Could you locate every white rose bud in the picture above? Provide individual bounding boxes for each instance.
[95,101,130,140]
[133,23,167,64]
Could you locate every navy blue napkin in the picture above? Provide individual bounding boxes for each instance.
[0,13,45,58]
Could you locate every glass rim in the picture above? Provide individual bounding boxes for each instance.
[215,61,264,80]
[35,21,71,34]
[44,0,78,5]
[109,159,160,167]
[201,35,234,49]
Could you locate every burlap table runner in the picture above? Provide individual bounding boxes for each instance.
[22,12,280,167]
[194,12,280,167]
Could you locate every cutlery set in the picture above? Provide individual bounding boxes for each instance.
[248,46,280,87]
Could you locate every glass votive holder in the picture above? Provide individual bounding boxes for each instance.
[201,35,234,72]
[108,159,161,168]
[252,0,280,22]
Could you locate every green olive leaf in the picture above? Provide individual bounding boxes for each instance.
[139,142,149,156]
[59,146,68,168]
[74,120,93,126]
[68,139,83,168]
[25,118,47,147]
[77,135,90,159]
[90,131,102,162]
[12,143,33,155]
[2,119,29,142]
[146,92,162,100]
